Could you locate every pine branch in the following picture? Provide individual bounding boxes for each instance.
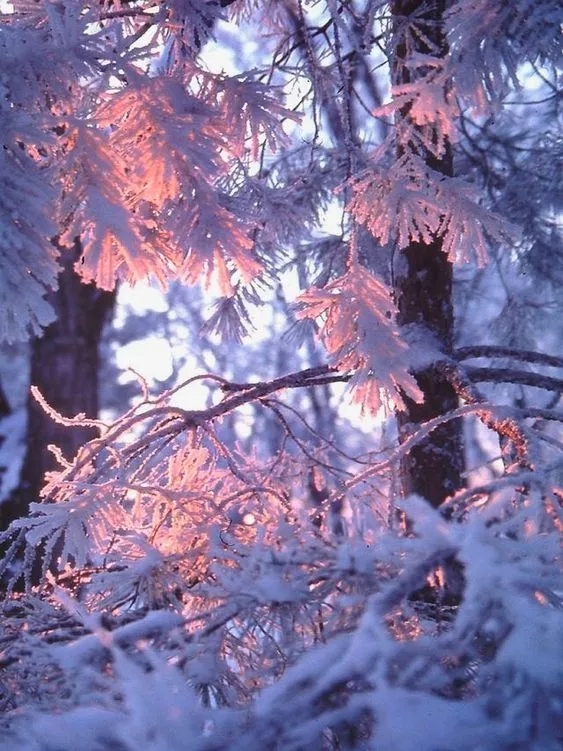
[464,367,563,393]
[441,362,529,470]
[455,346,563,370]
[218,365,349,397]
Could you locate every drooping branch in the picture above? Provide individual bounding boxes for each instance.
[440,362,530,471]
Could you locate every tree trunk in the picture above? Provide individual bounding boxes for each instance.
[0,383,12,498]
[392,0,464,508]
[0,237,116,530]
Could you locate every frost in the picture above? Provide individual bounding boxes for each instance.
[0,1,562,749]
[497,602,563,687]
[372,690,490,750]
[377,55,460,159]
[297,266,423,412]
[347,154,518,266]
[400,323,446,372]
[4,708,123,751]
[0,408,27,500]
[0,147,59,341]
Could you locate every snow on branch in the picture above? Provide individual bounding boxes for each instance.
[445,0,563,107]
[347,152,518,265]
[297,265,423,413]
[1,365,562,747]
[1,1,562,746]
[377,55,459,159]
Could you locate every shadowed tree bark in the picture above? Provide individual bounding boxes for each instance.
[0,237,116,533]
[392,0,465,509]
[0,383,11,496]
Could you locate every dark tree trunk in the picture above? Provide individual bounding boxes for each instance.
[395,240,463,507]
[0,383,12,498]
[392,0,464,508]
[0,238,116,531]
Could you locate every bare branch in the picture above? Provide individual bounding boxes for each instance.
[455,346,563,370]
[464,367,563,393]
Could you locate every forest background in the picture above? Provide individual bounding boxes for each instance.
[0,1,561,749]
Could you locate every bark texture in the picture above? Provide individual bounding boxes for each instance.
[0,238,115,531]
[392,0,464,508]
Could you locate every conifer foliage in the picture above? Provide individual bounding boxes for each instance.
[0,1,562,749]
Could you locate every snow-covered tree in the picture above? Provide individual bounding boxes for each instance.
[0,0,562,748]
